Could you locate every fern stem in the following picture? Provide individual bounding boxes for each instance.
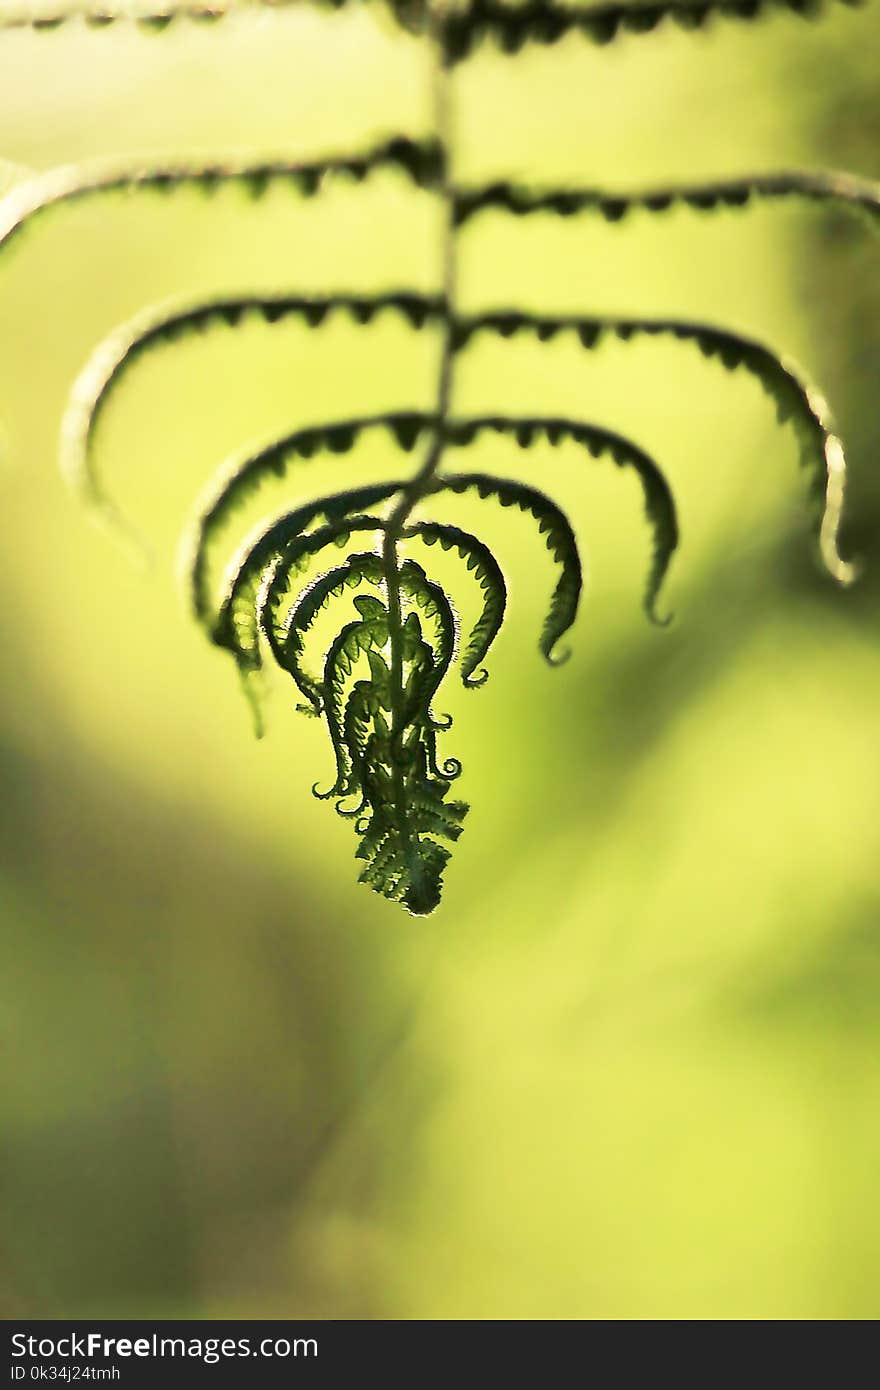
[381,1,458,849]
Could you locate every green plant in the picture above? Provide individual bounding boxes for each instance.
[1,0,875,914]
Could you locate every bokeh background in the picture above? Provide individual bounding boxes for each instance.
[1,0,879,1320]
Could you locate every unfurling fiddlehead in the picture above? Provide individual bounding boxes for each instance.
[1,0,871,911]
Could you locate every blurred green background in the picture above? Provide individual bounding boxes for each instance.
[1,1,879,1320]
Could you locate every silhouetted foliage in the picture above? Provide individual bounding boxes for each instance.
[1,0,873,912]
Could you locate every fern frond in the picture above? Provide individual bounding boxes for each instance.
[181,413,431,622]
[352,723,467,917]
[0,0,861,50]
[320,609,392,799]
[258,515,387,687]
[402,520,507,686]
[199,495,397,735]
[441,0,862,63]
[319,599,457,808]
[454,313,852,583]
[430,471,582,664]
[0,136,443,261]
[206,482,401,648]
[263,536,456,708]
[354,798,464,916]
[394,560,458,719]
[279,549,387,715]
[13,0,862,918]
[0,1,280,30]
[0,1,240,29]
[453,166,880,229]
[0,0,427,34]
[61,291,444,498]
[444,415,679,623]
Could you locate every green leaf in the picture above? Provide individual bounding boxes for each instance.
[318,614,395,801]
[201,488,399,736]
[276,552,387,715]
[404,521,507,686]
[397,560,457,713]
[454,163,880,231]
[60,291,444,518]
[0,135,443,265]
[255,514,388,670]
[353,766,467,916]
[433,471,583,665]
[445,414,678,624]
[0,0,440,37]
[445,400,683,620]
[454,314,852,585]
[184,415,432,624]
[441,0,863,64]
